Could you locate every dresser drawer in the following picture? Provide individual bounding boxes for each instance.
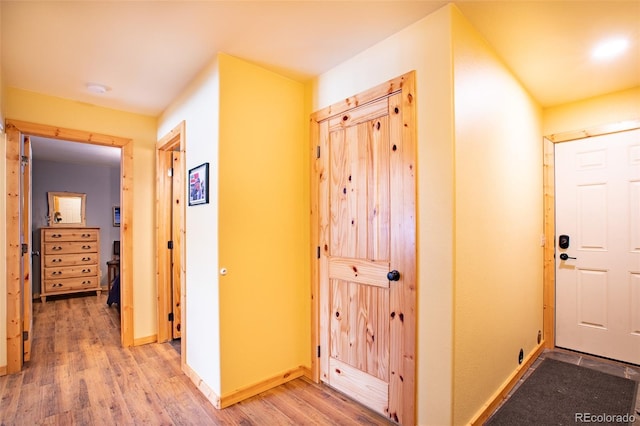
[40,227,102,302]
[43,229,98,242]
[44,276,99,293]
[43,241,98,255]
[44,253,97,268]
[42,264,99,280]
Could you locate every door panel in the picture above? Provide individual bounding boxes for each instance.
[555,128,640,364]
[315,73,416,425]
[326,98,391,417]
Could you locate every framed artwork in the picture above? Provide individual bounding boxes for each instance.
[189,162,209,206]
[113,206,121,227]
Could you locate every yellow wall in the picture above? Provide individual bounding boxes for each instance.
[311,6,456,425]
[158,53,308,398]
[3,88,158,342]
[543,86,640,135]
[218,54,308,394]
[451,8,543,424]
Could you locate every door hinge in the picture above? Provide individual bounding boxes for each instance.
[317,345,321,358]
[167,241,173,250]
[23,331,29,341]
[316,146,320,159]
[317,246,320,259]
[168,167,173,177]
[21,243,28,255]
[168,312,174,322]
[21,155,29,166]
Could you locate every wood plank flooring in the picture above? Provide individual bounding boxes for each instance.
[0,293,392,425]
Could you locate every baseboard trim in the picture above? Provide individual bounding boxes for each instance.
[469,341,546,425]
[133,334,157,346]
[183,363,222,409]
[183,363,309,410]
[219,366,307,408]
[0,365,7,376]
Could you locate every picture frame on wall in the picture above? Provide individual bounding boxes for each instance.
[188,162,209,206]
[113,206,121,227]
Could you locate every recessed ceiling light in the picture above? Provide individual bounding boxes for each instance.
[86,83,111,94]
[592,38,629,60]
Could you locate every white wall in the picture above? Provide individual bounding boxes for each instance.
[158,58,222,394]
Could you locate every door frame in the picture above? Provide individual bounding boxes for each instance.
[310,71,416,425]
[542,119,640,350]
[5,119,134,373]
[156,121,186,366]
[21,136,33,363]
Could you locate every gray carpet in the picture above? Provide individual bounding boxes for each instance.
[486,358,638,426]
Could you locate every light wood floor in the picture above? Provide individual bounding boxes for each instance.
[0,293,392,425]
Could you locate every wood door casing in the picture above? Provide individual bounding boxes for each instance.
[311,72,416,425]
[156,121,186,350]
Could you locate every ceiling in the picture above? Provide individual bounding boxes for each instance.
[2,1,639,166]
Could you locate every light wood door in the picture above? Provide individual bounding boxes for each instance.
[555,128,640,364]
[170,151,182,339]
[21,136,33,362]
[157,123,185,346]
[158,149,183,340]
[313,72,416,425]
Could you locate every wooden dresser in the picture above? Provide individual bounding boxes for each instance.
[40,227,101,302]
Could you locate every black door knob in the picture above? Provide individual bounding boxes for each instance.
[559,253,577,260]
[387,270,400,281]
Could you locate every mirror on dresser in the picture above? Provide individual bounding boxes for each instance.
[47,191,87,227]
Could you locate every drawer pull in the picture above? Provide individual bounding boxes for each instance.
[82,257,91,261]
[52,246,62,251]
[82,269,92,273]
[51,234,62,238]
[52,283,63,288]
[81,245,91,250]
[52,258,61,263]
[81,234,91,238]
[52,271,62,276]
[82,281,91,285]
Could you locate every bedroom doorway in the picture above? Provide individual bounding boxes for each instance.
[5,120,134,373]
[156,122,186,357]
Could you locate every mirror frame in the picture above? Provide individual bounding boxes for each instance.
[47,191,87,227]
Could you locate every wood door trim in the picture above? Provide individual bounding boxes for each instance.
[542,119,640,351]
[310,71,416,425]
[156,121,186,369]
[5,119,134,373]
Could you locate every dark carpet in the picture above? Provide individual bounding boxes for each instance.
[485,358,638,426]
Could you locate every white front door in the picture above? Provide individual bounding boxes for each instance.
[555,128,640,364]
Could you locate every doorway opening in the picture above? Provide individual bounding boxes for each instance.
[5,119,134,374]
[156,121,186,368]
[542,119,640,358]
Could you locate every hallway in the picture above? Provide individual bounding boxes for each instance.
[0,293,391,425]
